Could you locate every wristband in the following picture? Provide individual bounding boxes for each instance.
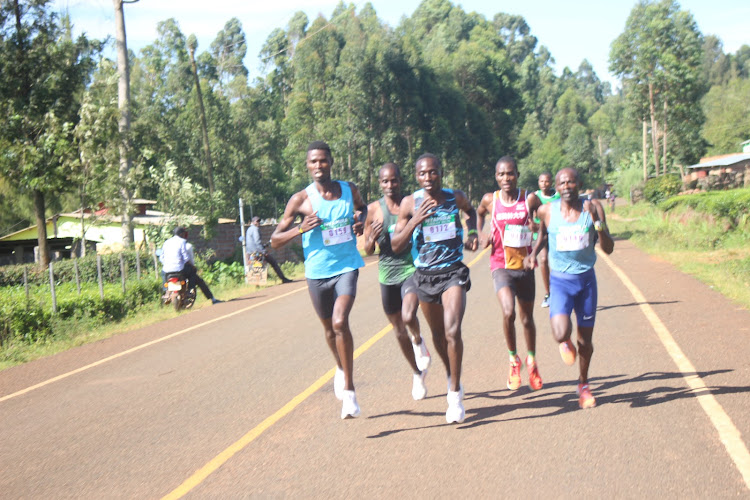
[467,229,478,236]
[298,225,304,234]
[593,220,605,232]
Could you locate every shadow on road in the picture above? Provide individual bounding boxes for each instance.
[597,300,679,311]
[365,369,746,436]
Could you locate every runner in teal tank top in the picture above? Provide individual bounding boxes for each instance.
[271,141,367,420]
[533,171,561,308]
[364,163,431,401]
[524,167,614,410]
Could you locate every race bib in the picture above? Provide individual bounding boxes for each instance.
[556,225,590,252]
[422,214,456,242]
[321,218,353,246]
[504,224,532,248]
[387,223,396,234]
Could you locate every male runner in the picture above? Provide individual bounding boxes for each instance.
[364,163,431,401]
[271,141,367,419]
[477,157,543,392]
[524,167,614,409]
[391,153,479,424]
[534,172,560,308]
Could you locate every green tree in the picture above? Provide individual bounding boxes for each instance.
[0,1,98,268]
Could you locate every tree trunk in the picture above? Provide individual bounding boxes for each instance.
[34,190,50,269]
[648,81,661,176]
[662,98,668,175]
[113,0,134,246]
[597,134,605,181]
[187,43,215,196]
[642,119,648,181]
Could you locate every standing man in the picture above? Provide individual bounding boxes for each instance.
[391,153,479,424]
[364,163,431,401]
[534,172,560,308]
[246,216,293,283]
[477,157,542,392]
[271,141,367,419]
[524,167,614,409]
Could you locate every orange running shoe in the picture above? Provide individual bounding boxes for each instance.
[577,383,596,409]
[507,355,522,390]
[559,340,577,366]
[526,355,543,391]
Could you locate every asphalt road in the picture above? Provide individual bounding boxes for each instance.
[1,239,749,498]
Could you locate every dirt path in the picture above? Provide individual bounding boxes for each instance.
[1,243,748,498]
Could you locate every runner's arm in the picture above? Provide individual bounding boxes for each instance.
[476,192,494,249]
[271,192,319,249]
[588,200,614,255]
[524,204,549,269]
[455,190,479,251]
[363,201,382,256]
[391,195,417,254]
[350,182,367,237]
[526,192,542,233]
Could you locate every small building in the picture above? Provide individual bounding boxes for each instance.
[685,153,750,190]
[0,200,241,266]
[742,140,750,154]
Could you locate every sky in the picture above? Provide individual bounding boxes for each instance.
[52,0,749,88]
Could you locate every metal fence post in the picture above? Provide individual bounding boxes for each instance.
[120,253,127,293]
[97,255,104,300]
[152,251,158,276]
[74,258,81,295]
[49,262,57,314]
[23,266,29,300]
[135,249,141,280]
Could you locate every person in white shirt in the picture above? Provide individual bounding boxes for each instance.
[160,227,221,304]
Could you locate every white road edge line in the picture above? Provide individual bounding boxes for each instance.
[598,248,750,491]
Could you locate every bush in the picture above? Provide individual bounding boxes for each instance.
[660,188,750,229]
[643,174,682,204]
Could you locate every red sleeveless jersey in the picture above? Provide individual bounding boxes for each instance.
[489,189,533,271]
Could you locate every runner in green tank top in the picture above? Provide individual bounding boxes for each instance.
[364,163,432,401]
[532,172,560,308]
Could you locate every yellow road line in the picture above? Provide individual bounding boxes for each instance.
[162,246,490,499]
[598,248,750,490]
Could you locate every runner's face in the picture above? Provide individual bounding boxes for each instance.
[538,175,552,192]
[379,168,401,198]
[416,159,441,193]
[555,169,579,201]
[306,149,332,182]
[495,162,518,192]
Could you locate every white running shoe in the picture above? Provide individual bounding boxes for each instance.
[412,370,428,400]
[446,377,465,399]
[412,339,432,371]
[334,367,345,401]
[340,390,360,419]
[445,390,465,424]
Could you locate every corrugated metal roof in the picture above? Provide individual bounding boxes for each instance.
[687,153,750,169]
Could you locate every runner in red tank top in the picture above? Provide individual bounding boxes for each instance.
[477,156,543,392]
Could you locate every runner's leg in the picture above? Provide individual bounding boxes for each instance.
[420,301,449,374]
[331,294,356,390]
[441,285,466,392]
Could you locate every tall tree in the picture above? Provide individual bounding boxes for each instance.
[0,1,98,268]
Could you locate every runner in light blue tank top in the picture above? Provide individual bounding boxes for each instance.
[303,180,364,279]
[547,199,597,274]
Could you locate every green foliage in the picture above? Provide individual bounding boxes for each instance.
[201,260,245,286]
[659,188,750,228]
[643,173,682,204]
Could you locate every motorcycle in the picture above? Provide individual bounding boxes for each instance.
[162,272,197,311]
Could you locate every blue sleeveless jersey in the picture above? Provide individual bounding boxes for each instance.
[413,189,464,270]
[302,181,364,279]
[547,200,597,274]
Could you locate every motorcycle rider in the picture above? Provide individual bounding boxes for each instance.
[246,216,293,283]
[161,226,221,305]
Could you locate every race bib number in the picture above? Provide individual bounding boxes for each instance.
[387,223,396,234]
[556,225,590,252]
[422,214,456,242]
[504,224,532,248]
[321,218,353,246]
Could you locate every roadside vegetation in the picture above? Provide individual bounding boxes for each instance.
[608,188,750,310]
[0,259,304,371]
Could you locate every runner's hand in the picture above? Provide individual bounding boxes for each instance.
[464,233,479,251]
[300,212,322,232]
[413,198,437,224]
[479,233,492,249]
[369,220,383,242]
[523,254,537,270]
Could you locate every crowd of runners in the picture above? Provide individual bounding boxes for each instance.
[271,141,614,423]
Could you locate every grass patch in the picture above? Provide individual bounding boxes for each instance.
[0,262,306,372]
[608,203,750,310]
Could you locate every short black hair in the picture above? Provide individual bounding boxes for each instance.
[379,162,401,178]
[174,226,187,237]
[496,156,518,171]
[307,140,331,153]
[539,171,553,179]
[416,153,441,169]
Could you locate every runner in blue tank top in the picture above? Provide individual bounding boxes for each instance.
[524,167,614,409]
[271,141,367,420]
[391,153,479,424]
